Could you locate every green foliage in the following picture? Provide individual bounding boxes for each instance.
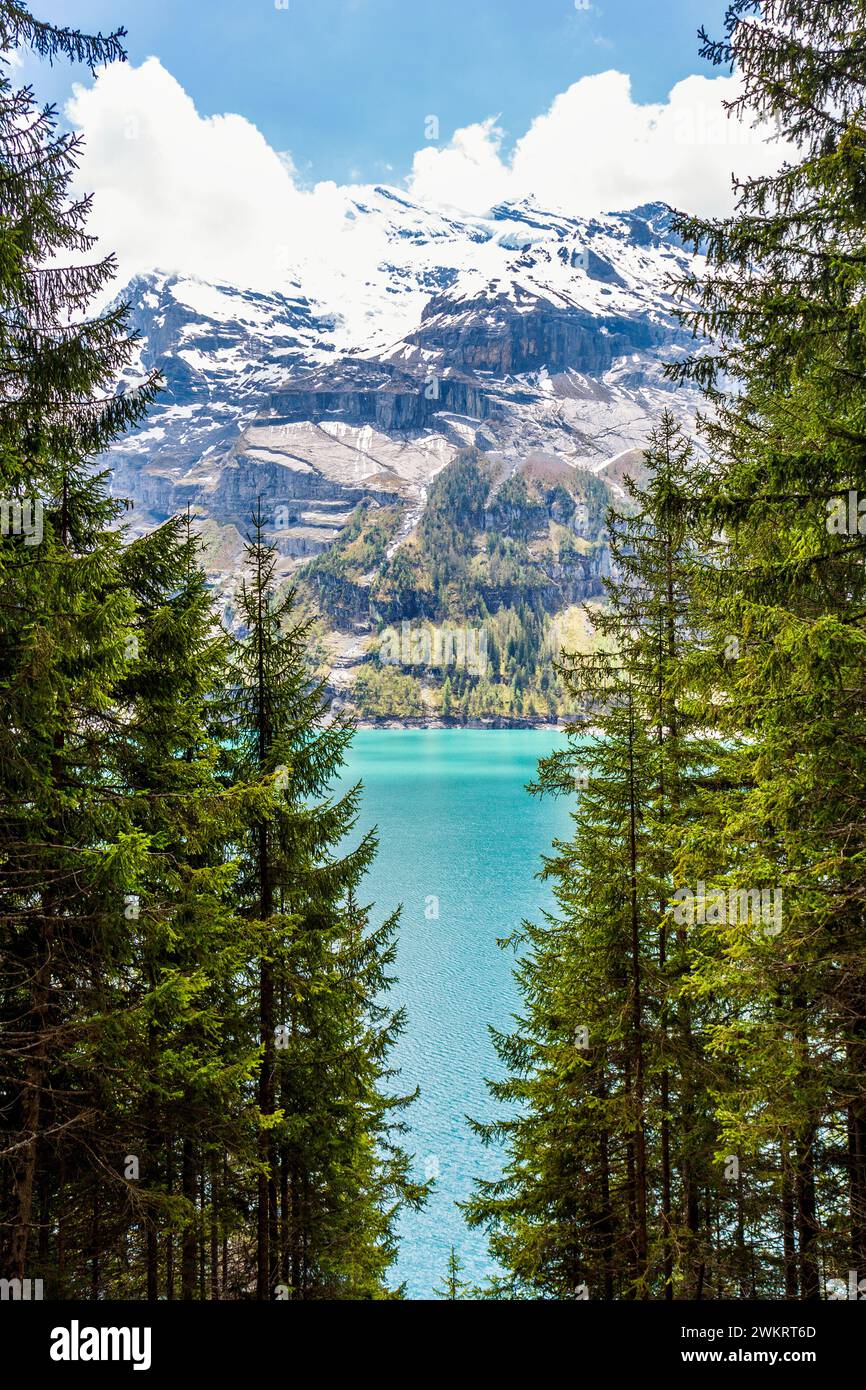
[219,510,426,1296]
[0,6,423,1301]
[662,0,866,1295]
[303,502,401,588]
[466,415,726,1297]
[364,449,612,717]
[436,1246,472,1300]
[0,1,160,1290]
[470,2,866,1300]
[353,662,427,718]
[344,449,615,722]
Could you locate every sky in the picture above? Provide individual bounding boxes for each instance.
[10,0,789,296]
[26,0,735,187]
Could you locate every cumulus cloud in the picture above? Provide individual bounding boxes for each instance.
[65,57,788,296]
[408,117,512,216]
[409,70,785,218]
[66,58,305,291]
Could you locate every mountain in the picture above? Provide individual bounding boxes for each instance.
[106,192,703,723]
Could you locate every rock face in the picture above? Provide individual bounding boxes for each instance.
[269,364,436,431]
[266,361,512,432]
[105,193,702,630]
[398,291,672,377]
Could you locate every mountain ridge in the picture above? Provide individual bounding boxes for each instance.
[105,192,702,720]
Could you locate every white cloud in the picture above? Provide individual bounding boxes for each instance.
[65,58,788,299]
[409,70,785,219]
[66,58,305,292]
[408,117,511,216]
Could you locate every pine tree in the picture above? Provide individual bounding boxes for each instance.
[0,5,158,1284]
[467,415,730,1298]
[0,4,424,1302]
[471,0,866,1306]
[441,675,452,718]
[223,507,425,1298]
[436,1246,470,1299]
[105,515,267,1300]
[467,653,655,1297]
[666,0,866,1294]
[599,414,726,1297]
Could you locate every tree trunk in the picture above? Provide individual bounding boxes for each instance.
[210,1156,220,1301]
[781,1142,798,1299]
[257,947,274,1297]
[659,920,672,1300]
[7,918,52,1280]
[847,1028,866,1277]
[795,1128,820,1300]
[254,551,276,1300]
[166,1141,175,1301]
[181,1139,197,1301]
[90,1186,100,1300]
[626,698,648,1293]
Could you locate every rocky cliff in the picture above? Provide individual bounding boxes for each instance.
[104,194,701,712]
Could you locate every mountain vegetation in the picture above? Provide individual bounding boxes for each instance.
[0,3,423,1300]
[1,0,862,1310]
[302,449,611,720]
[469,0,866,1299]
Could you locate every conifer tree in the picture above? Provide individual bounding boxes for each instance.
[436,1246,470,1299]
[472,0,866,1305]
[1,7,424,1299]
[666,0,866,1294]
[467,416,727,1298]
[105,516,267,1300]
[223,508,425,1298]
[0,5,158,1283]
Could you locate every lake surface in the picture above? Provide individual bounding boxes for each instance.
[340,729,571,1299]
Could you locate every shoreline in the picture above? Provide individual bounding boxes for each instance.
[351,716,572,732]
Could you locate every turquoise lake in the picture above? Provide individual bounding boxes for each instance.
[340,729,571,1299]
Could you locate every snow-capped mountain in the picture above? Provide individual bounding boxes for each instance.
[107,193,702,647]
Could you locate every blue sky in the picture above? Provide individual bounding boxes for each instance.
[29,0,729,186]
[17,0,781,297]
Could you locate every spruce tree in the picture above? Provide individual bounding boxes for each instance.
[467,415,727,1298]
[474,0,866,1305]
[436,1246,471,1299]
[667,0,866,1294]
[105,515,267,1300]
[223,508,425,1298]
[1,3,424,1302]
[0,5,158,1284]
